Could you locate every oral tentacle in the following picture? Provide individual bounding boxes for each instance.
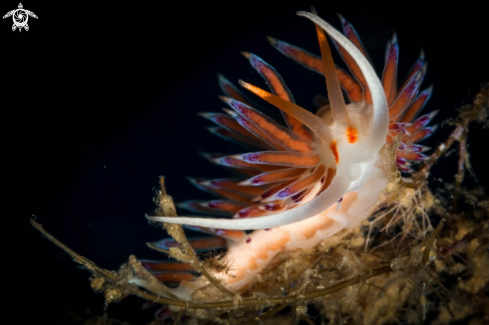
[312,11,350,127]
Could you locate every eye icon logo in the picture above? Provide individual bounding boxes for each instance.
[3,3,37,32]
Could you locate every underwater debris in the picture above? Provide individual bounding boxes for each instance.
[30,174,489,324]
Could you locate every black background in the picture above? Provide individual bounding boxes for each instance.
[4,1,488,324]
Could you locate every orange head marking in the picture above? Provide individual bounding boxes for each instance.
[346,126,359,143]
[330,140,339,163]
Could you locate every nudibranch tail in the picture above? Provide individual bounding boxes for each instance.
[146,11,389,230]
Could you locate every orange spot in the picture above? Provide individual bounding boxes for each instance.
[346,127,359,143]
[330,141,339,163]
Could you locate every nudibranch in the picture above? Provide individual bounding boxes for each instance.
[145,10,435,299]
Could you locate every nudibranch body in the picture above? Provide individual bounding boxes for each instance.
[146,11,434,299]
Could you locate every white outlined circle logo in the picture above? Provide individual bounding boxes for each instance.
[3,3,38,32]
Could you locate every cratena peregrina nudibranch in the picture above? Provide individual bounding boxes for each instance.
[146,10,435,299]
